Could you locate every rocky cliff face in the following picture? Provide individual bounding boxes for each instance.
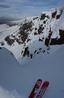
[0,8,64,64]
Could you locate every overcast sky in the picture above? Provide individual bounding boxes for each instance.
[0,0,64,18]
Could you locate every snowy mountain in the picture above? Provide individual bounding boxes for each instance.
[0,7,64,98]
[0,8,64,64]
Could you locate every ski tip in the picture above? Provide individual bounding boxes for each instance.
[44,80,49,87]
[37,79,42,82]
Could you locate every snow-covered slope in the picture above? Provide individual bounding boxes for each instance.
[0,44,64,98]
[0,8,64,64]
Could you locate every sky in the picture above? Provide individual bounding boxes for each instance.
[0,0,64,18]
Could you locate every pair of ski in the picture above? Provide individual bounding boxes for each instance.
[29,79,49,98]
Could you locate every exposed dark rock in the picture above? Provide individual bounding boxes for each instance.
[37,51,39,54]
[33,17,38,20]
[19,21,33,43]
[42,37,44,40]
[49,27,53,34]
[40,24,43,26]
[27,39,31,42]
[56,14,61,19]
[42,50,45,53]
[52,11,57,18]
[39,38,43,42]
[49,29,64,45]
[15,38,22,44]
[46,15,49,19]
[59,29,64,37]
[0,47,2,49]
[43,20,46,24]
[39,48,42,50]
[5,36,15,45]
[0,42,4,46]
[34,32,38,35]
[11,34,15,38]
[11,34,23,44]
[35,28,37,30]
[23,47,29,57]
[19,31,28,43]
[22,47,33,59]
[40,13,49,20]
[34,50,37,54]
[30,54,33,59]
[50,37,64,45]
[56,9,63,19]
[45,38,50,47]
[38,25,44,34]
[19,21,32,32]
[40,13,46,20]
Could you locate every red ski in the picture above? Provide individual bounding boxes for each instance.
[36,81,49,98]
[29,79,42,98]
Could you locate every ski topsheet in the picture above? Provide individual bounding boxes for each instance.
[36,81,49,98]
[29,79,42,98]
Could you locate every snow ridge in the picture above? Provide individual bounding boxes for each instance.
[0,8,64,64]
